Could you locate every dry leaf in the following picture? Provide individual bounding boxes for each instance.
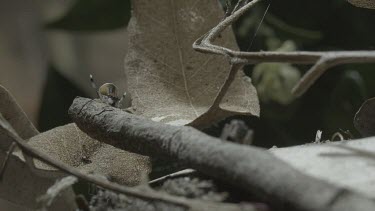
[0,84,150,208]
[0,85,38,148]
[347,0,375,9]
[27,123,151,186]
[270,138,375,198]
[354,97,375,137]
[0,150,76,210]
[0,85,75,210]
[125,0,259,126]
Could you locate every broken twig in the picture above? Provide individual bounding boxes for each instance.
[0,113,254,211]
[193,0,375,97]
[69,97,375,211]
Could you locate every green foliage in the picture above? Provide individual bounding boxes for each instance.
[252,40,300,105]
[253,62,300,105]
[45,0,131,31]
[232,0,375,146]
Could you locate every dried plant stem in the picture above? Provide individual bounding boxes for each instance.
[187,63,246,128]
[193,0,375,97]
[292,52,375,97]
[149,169,195,185]
[212,63,243,108]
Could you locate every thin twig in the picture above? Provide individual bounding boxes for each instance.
[223,0,232,19]
[186,63,247,128]
[292,53,375,97]
[232,0,248,15]
[149,169,195,185]
[292,56,338,97]
[192,0,375,97]
[212,63,243,109]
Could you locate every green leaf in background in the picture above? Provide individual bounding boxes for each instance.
[252,62,300,105]
[252,40,301,105]
[45,0,131,31]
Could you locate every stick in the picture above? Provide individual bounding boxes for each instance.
[192,0,375,97]
[69,97,375,211]
[0,113,256,211]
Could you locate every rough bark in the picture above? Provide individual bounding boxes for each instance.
[69,97,375,211]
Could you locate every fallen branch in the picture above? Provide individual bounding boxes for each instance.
[0,113,253,211]
[193,0,375,97]
[69,97,375,211]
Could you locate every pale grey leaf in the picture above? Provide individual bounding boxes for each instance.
[348,0,375,9]
[124,0,259,126]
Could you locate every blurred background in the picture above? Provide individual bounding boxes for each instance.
[0,0,130,131]
[0,0,374,147]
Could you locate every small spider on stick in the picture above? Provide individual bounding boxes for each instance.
[89,74,126,108]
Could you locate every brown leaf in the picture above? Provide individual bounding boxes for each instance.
[0,85,149,209]
[347,0,375,9]
[0,150,76,210]
[27,123,151,186]
[0,129,75,210]
[0,85,38,147]
[354,97,375,137]
[0,85,75,210]
[270,138,375,198]
[125,0,259,126]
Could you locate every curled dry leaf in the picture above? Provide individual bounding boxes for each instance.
[0,84,150,208]
[0,85,38,148]
[270,138,375,198]
[0,85,55,181]
[347,0,375,9]
[354,97,375,137]
[0,85,75,210]
[125,0,259,126]
[26,123,151,186]
[0,149,77,210]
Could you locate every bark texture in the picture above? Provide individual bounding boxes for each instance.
[69,97,375,211]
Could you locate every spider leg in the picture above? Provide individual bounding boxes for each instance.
[117,92,127,108]
[89,74,100,98]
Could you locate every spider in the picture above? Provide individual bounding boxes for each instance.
[90,74,126,108]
